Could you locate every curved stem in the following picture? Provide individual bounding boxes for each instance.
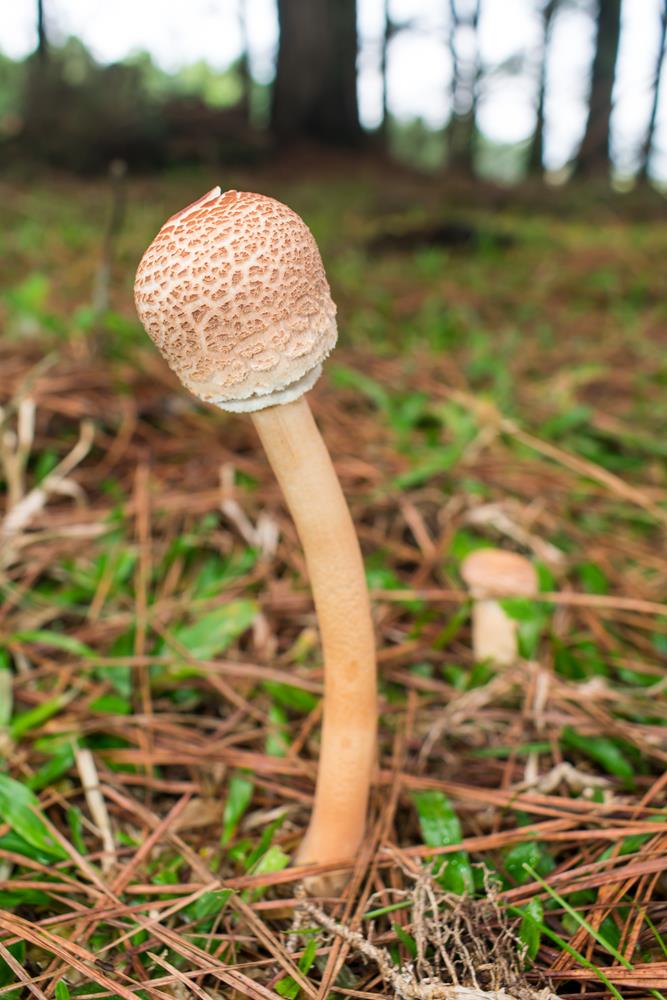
[252,396,376,886]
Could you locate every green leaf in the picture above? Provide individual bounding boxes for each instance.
[561,726,634,781]
[183,889,233,922]
[221,773,254,845]
[535,562,556,591]
[93,640,132,696]
[192,550,258,598]
[646,914,667,961]
[5,273,49,314]
[0,668,11,728]
[499,598,549,659]
[653,617,667,656]
[412,790,462,847]
[33,449,59,483]
[553,639,608,681]
[504,841,554,885]
[330,367,391,412]
[55,982,71,1000]
[441,663,468,689]
[473,741,551,759]
[441,854,475,894]
[89,694,132,715]
[10,694,70,740]
[263,681,318,714]
[244,814,286,871]
[412,790,474,894]
[539,406,592,439]
[365,564,425,612]
[0,774,66,858]
[432,604,469,650]
[276,937,318,998]
[266,703,290,757]
[168,600,257,660]
[0,940,25,988]
[27,743,75,792]
[275,972,300,997]
[450,531,489,564]
[576,561,609,595]
[394,445,464,489]
[392,922,417,958]
[253,847,288,877]
[0,889,52,907]
[519,898,543,963]
[299,937,318,972]
[363,901,412,920]
[67,806,87,854]
[0,829,60,863]
[246,844,290,900]
[599,814,666,860]
[11,630,96,658]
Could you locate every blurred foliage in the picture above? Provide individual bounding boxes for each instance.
[0,38,265,172]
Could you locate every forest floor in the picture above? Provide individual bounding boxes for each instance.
[1,161,667,1000]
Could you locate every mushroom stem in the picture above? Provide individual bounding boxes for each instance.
[251,395,376,881]
[469,599,520,667]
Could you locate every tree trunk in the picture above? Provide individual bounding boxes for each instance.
[380,0,391,137]
[638,0,667,182]
[575,0,622,178]
[237,0,251,124]
[528,0,559,175]
[272,0,362,146]
[36,0,48,63]
[447,0,480,177]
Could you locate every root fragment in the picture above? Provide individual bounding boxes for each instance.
[297,868,556,1000]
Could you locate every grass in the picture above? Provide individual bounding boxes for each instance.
[0,160,666,999]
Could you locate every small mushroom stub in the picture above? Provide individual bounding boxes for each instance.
[460,549,538,666]
[135,187,337,412]
[135,189,377,892]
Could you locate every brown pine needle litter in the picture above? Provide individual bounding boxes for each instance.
[1,170,667,999]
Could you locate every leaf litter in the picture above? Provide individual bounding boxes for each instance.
[0,168,666,998]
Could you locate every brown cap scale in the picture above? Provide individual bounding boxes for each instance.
[460,549,538,666]
[135,187,337,412]
[135,189,376,893]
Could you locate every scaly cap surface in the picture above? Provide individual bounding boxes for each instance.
[134,188,337,412]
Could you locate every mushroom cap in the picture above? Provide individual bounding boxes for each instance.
[134,187,337,412]
[460,548,538,598]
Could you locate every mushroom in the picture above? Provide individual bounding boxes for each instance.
[460,548,538,666]
[134,188,376,889]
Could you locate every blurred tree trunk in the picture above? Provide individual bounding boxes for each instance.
[638,0,667,182]
[36,0,48,63]
[575,0,622,178]
[380,0,391,138]
[528,0,559,175]
[237,0,251,123]
[447,0,481,177]
[272,0,362,146]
